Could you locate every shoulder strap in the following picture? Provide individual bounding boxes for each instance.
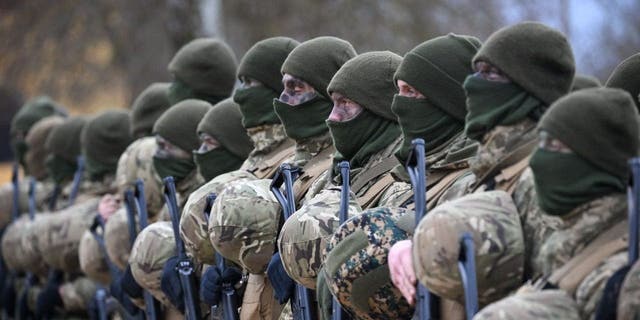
[253,141,296,179]
[293,147,335,203]
[351,156,399,194]
[356,174,396,209]
[547,220,628,295]
[426,169,469,210]
[472,139,536,192]
[495,154,532,194]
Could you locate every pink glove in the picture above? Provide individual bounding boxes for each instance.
[388,239,417,305]
[98,194,121,222]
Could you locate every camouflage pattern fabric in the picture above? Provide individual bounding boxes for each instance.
[115,136,165,218]
[79,229,111,286]
[240,124,293,172]
[278,188,362,289]
[323,207,415,320]
[24,116,65,180]
[20,213,50,276]
[37,197,100,272]
[468,119,537,189]
[1,215,33,272]
[413,190,525,305]
[180,170,256,265]
[59,276,98,313]
[129,220,177,306]
[290,131,334,168]
[0,179,55,229]
[618,258,640,320]
[531,194,627,319]
[104,207,136,270]
[208,179,281,274]
[511,168,563,279]
[472,290,581,320]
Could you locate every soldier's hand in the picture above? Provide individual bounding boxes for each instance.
[98,193,121,222]
[388,240,417,305]
[266,253,295,304]
[160,256,185,313]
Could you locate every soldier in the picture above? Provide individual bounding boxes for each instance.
[207,36,356,319]
[473,87,638,319]
[167,38,237,106]
[277,50,403,295]
[391,22,576,310]
[605,52,640,110]
[130,82,172,139]
[34,109,133,318]
[178,36,299,320]
[128,99,210,314]
[320,34,481,319]
[0,96,67,228]
[44,116,89,208]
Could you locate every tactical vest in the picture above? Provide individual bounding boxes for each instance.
[472,138,536,195]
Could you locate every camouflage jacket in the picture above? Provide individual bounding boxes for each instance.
[304,135,403,209]
[0,178,56,228]
[478,194,628,320]
[240,124,296,179]
[378,132,477,210]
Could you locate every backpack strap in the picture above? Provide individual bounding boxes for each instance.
[356,174,396,209]
[351,156,399,194]
[472,139,536,193]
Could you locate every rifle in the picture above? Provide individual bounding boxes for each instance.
[67,155,85,207]
[202,193,239,320]
[406,138,438,320]
[16,178,38,319]
[11,161,20,220]
[457,232,478,319]
[90,212,142,320]
[163,176,201,320]
[270,163,314,320]
[332,161,351,320]
[629,158,640,265]
[131,179,160,320]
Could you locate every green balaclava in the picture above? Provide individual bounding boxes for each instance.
[45,116,88,184]
[530,88,639,216]
[130,82,171,138]
[81,110,134,182]
[194,98,253,181]
[274,36,357,141]
[152,99,211,182]
[606,53,640,111]
[571,74,601,91]
[234,37,300,129]
[392,34,481,161]
[167,38,238,106]
[326,51,402,169]
[10,96,68,171]
[464,22,576,142]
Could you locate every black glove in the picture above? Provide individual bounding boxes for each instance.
[120,264,144,299]
[1,277,16,317]
[87,296,100,320]
[110,271,142,316]
[200,265,243,306]
[160,256,184,313]
[36,281,63,319]
[267,253,295,304]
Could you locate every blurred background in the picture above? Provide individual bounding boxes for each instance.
[0,0,638,180]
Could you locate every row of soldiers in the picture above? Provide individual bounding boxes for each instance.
[2,20,640,320]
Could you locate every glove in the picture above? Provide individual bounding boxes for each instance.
[87,296,100,320]
[110,271,142,316]
[120,264,144,299]
[267,253,295,304]
[36,281,63,319]
[160,256,184,313]
[200,265,243,306]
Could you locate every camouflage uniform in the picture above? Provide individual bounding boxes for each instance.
[618,259,640,320]
[239,124,295,178]
[413,191,525,306]
[322,206,415,319]
[472,290,581,320]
